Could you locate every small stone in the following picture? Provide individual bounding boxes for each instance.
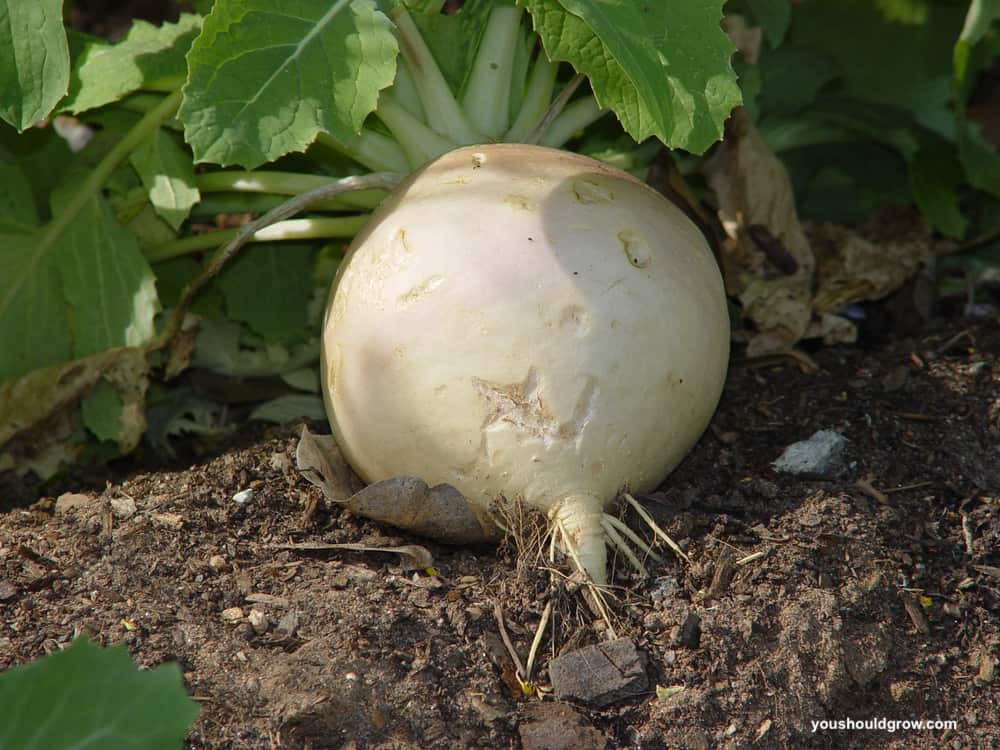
[518,702,606,750]
[772,430,848,478]
[109,495,137,519]
[276,610,299,636]
[208,555,228,573]
[55,492,95,514]
[674,611,702,649]
[232,488,254,505]
[548,637,648,707]
[221,606,244,623]
[0,580,18,602]
[247,609,269,634]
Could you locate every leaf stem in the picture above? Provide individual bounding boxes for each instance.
[377,93,457,168]
[524,73,585,145]
[41,90,182,250]
[504,52,558,143]
[148,171,403,353]
[461,5,524,139]
[145,215,371,263]
[390,5,483,145]
[539,95,607,148]
[315,130,410,173]
[392,56,426,123]
[195,172,385,210]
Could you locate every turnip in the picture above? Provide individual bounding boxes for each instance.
[321,143,729,585]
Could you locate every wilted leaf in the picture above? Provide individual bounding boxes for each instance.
[272,540,435,571]
[0,347,149,477]
[296,426,500,544]
[703,108,815,355]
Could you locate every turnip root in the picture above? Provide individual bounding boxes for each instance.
[321,144,729,585]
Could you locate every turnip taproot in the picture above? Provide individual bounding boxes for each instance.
[321,144,729,585]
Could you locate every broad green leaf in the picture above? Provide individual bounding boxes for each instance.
[522,0,740,153]
[788,0,963,136]
[0,163,38,231]
[0,232,72,379]
[129,128,200,230]
[179,0,398,168]
[250,393,326,423]
[218,243,316,342]
[746,0,790,47]
[756,44,837,117]
[62,14,202,115]
[0,0,69,131]
[908,143,967,238]
[0,637,199,750]
[80,376,124,442]
[0,195,158,382]
[0,122,73,216]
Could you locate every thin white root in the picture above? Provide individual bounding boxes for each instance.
[623,493,692,564]
[524,601,552,687]
[554,517,615,636]
[603,513,665,563]
[601,516,648,577]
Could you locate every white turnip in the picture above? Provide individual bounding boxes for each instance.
[321,144,729,585]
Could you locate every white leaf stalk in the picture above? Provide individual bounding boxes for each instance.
[322,5,609,172]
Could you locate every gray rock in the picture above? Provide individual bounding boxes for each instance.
[772,429,848,478]
[549,637,648,706]
[674,610,702,649]
[518,702,607,750]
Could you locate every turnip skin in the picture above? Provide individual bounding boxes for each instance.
[321,144,729,584]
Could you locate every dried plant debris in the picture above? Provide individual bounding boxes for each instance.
[296,426,499,545]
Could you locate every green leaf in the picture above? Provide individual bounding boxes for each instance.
[908,143,967,238]
[129,129,200,230]
[0,122,74,218]
[62,14,202,114]
[80,377,124,442]
[788,0,963,136]
[218,243,316,342]
[522,0,740,153]
[0,0,70,131]
[0,636,199,750]
[0,195,159,382]
[0,163,39,231]
[756,44,837,117]
[746,0,790,47]
[957,115,1000,198]
[179,0,399,168]
[954,0,1000,92]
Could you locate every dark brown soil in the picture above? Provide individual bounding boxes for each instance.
[2,310,998,750]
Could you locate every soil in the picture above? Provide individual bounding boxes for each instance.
[1,306,998,750]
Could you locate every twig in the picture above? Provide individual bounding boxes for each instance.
[493,603,527,680]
